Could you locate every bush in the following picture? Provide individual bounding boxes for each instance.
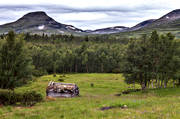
[59,74,66,78]
[112,68,122,73]
[21,91,43,106]
[58,78,64,82]
[90,83,94,87]
[0,90,21,105]
[0,90,43,106]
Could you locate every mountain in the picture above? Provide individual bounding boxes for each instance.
[0,11,84,35]
[115,9,180,38]
[130,19,156,31]
[86,26,129,34]
[90,9,180,35]
[0,9,180,36]
[142,9,180,30]
[0,11,129,35]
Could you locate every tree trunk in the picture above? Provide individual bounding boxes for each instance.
[173,80,175,88]
[101,63,104,73]
[141,82,146,90]
[133,81,135,89]
[155,79,158,88]
[164,79,167,88]
[86,64,89,73]
[151,81,154,88]
[75,64,78,72]
[63,65,65,73]
[161,80,163,88]
[158,79,160,88]
[148,81,151,89]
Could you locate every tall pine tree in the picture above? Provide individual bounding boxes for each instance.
[0,31,33,90]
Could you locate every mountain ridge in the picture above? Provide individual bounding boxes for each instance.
[0,11,84,35]
[0,9,180,35]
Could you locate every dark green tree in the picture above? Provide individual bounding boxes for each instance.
[0,31,33,90]
[123,31,177,90]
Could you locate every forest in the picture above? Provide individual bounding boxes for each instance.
[0,31,179,90]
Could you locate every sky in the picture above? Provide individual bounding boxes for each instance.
[0,0,179,30]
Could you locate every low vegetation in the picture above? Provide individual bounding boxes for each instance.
[0,90,43,106]
[0,74,179,119]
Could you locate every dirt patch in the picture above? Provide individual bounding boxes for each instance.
[122,91,130,94]
[0,104,3,107]
[100,105,127,111]
[100,106,114,110]
[114,93,121,96]
[16,106,33,109]
[118,89,141,95]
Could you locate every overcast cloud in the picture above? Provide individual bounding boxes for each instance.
[0,0,179,30]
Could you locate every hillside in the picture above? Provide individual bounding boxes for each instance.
[114,9,180,38]
[0,11,84,35]
[87,26,129,34]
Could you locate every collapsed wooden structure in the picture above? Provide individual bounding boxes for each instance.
[46,81,79,98]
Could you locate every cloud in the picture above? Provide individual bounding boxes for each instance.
[0,0,179,30]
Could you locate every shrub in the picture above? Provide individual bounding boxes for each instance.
[90,83,94,87]
[0,90,20,105]
[112,68,122,73]
[0,90,43,106]
[59,74,66,78]
[58,78,64,82]
[21,91,43,106]
[53,74,56,77]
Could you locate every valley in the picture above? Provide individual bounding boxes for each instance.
[0,5,179,119]
[0,74,180,119]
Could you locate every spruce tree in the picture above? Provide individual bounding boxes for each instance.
[0,31,33,90]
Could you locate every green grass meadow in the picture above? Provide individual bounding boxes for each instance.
[0,73,180,119]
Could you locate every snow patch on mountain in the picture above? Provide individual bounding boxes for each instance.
[38,25,45,30]
[66,26,76,30]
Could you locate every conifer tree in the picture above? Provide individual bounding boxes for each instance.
[0,31,33,90]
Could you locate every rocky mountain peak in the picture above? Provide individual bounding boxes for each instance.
[18,11,54,23]
[22,11,48,18]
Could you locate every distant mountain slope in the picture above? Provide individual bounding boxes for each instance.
[114,9,180,38]
[92,9,180,35]
[0,11,84,35]
[130,19,156,31]
[141,9,180,30]
[87,26,129,34]
[0,9,180,36]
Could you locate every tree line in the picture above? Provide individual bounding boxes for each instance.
[29,42,126,75]
[0,31,179,90]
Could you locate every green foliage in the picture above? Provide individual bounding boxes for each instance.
[58,78,64,82]
[21,91,43,106]
[0,90,20,105]
[29,42,126,73]
[32,68,48,77]
[0,31,179,91]
[112,68,122,73]
[123,31,180,89]
[0,90,43,106]
[0,31,34,90]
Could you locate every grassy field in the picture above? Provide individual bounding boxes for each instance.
[0,73,180,119]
